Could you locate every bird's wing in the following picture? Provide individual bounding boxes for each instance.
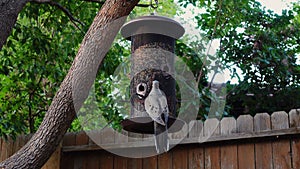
[145,94,166,126]
[159,91,169,126]
[159,92,169,115]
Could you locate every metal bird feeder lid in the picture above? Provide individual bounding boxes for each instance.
[121,15,185,40]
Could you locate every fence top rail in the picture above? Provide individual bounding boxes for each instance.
[59,109,300,152]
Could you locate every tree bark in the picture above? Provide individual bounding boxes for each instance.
[0,0,29,50]
[0,0,139,168]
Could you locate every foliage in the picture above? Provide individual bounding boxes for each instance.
[191,0,300,116]
[0,1,101,138]
[1,0,300,139]
[131,0,179,17]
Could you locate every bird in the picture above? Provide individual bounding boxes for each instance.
[144,80,169,153]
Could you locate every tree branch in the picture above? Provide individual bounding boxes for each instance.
[30,0,85,32]
[82,0,154,8]
[196,0,223,86]
[83,0,105,4]
[0,0,30,50]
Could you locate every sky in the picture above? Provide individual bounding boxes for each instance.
[258,0,298,14]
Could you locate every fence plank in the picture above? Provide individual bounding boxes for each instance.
[73,153,84,169]
[87,130,101,146]
[143,156,157,169]
[142,134,154,144]
[76,131,89,146]
[254,113,271,131]
[83,152,99,169]
[60,133,75,169]
[63,132,76,147]
[204,118,220,137]
[169,123,189,153]
[0,139,13,161]
[100,151,114,169]
[173,146,188,169]
[115,130,128,144]
[188,120,203,138]
[19,135,27,150]
[271,111,291,169]
[254,113,273,169]
[127,158,143,169]
[204,145,220,169]
[204,118,220,169]
[272,111,289,129]
[188,146,204,169]
[7,138,14,159]
[220,117,237,169]
[292,139,300,169]
[170,122,188,140]
[0,139,3,162]
[237,115,255,169]
[237,115,253,133]
[289,109,300,128]
[60,153,74,169]
[114,155,128,169]
[128,130,143,143]
[12,136,20,154]
[158,152,172,169]
[0,139,2,161]
[42,145,61,169]
[290,109,300,169]
[221,117,236,136]
[101,127,115,144]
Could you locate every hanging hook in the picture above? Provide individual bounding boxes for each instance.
[150,0,159,9]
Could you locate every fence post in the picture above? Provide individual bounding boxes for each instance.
[237,115,255,169]
[290,109,300,169]
[204,118,220,169]
[254,113,272,169]
[220,117,237,169]
[42,144,61,169]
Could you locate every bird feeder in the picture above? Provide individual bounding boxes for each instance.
[120,15,185,134]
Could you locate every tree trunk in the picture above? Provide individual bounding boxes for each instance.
[0,0,139,168]
[0,0,29,50]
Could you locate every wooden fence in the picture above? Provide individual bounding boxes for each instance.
[1,109,300,169]
[0,134,61,169]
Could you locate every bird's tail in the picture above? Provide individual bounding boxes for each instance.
[154,122,169,154]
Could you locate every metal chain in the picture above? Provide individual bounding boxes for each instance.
[150,0,158,9]
[136,0,159,9]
